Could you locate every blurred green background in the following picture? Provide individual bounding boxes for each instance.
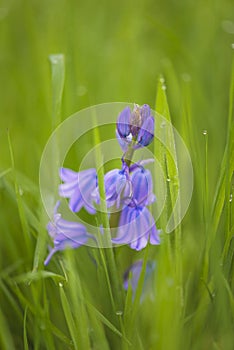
[1,0,233,179]
[0,0,233,349]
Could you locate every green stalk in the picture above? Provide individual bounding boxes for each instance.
[92,116,123,313]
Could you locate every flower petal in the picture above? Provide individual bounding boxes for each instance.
[116,106,131,138]
[44,202,91,265]
[136,116,154,148]
[59,168,97,214]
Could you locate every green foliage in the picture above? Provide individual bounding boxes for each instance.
[0,1,233,349]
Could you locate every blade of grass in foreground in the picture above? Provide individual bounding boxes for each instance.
[155,76,183,307]
[34,54,65,270]
[0,305,15,350]
[7,130,32,254]
[59,286,79,350]
[23,307,29,350]
[10,282,72,346]
[62,250,91,349]
[49,54,65,130]
[123,243,149,348]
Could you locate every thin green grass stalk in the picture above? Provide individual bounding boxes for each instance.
[0,306,15,350]
[94,236,116,311]
[155,76,183,307]
[85,300,131,346]
[210,57,233,261]
[7,130,32,254]
[222,57,234,263]
[49,54,65,131]
[34,54,65,271]
[202,130,210,281]
[13,270,66,284]
[61,255,129,347]
[41,283,56,350]
[3,178,44,242]
[86,308,110,350]
[0,279,23,322]
[64,250,91,349]
[9,281,72,346]
[29,282,47,350]
[124,243,150,345]
[23,307,29,350]
[32,224,48,271]
[59,286,79,350]
[181,78,203,219]
[92,117,123,313]
[0,168,11,179]
[49,53,64,190]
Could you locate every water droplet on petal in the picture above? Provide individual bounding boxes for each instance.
[202,130,208,135]
[126,132,133,142]
[116,310,123,316]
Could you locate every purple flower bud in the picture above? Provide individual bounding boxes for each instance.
[116,106,131,138]
[116,104,154,150]
[135,116,154,148]
[59,168,97,214]
[140,104,151,122]
[44,202,90,265]
[130,105,142,136]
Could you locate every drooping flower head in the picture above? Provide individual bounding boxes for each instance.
[59,167,97,214]
[116,104,154,151]
[44,201,91,265]
[112,166,160,249]
[112,205,160,250]
[92,162,132,209]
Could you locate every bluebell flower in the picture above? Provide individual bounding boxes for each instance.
[92,163,133,208]
[130,167,155,206]
[112,205,160,250]
[103,168,132,208]
[123,260,156,294]
[112,163,160,249]
[59,167,97,214]
[116,104,154,150]
[44,202,90,265]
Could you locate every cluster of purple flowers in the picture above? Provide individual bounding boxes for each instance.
[44,104,160,266]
